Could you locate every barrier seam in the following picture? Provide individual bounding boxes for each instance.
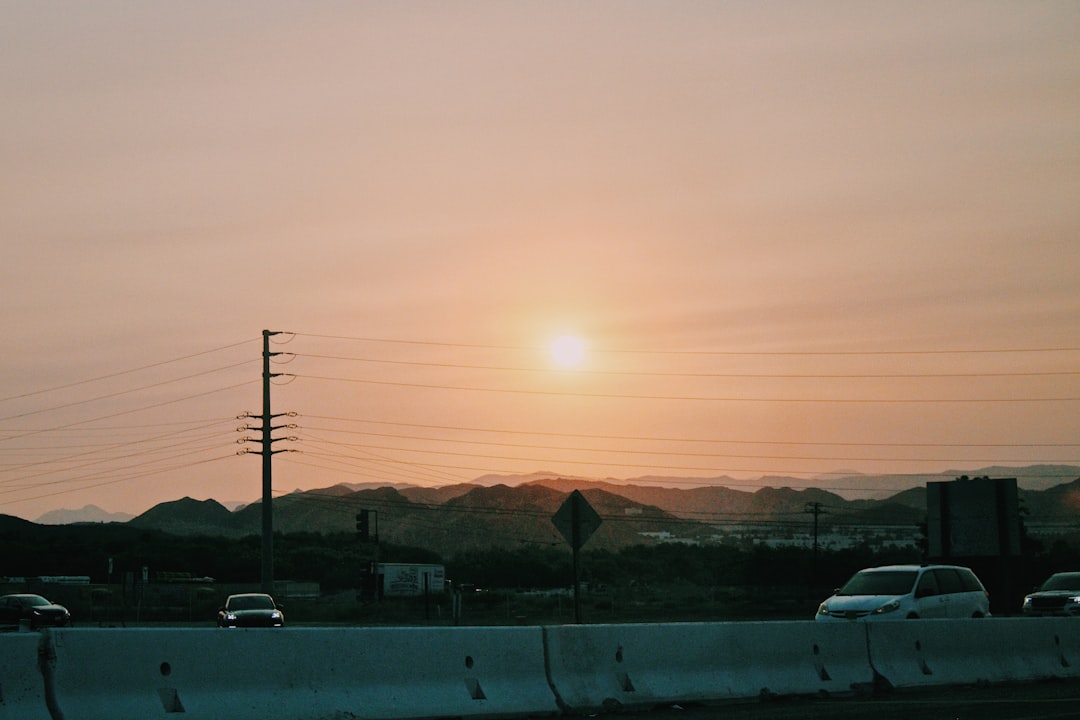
[863,623,895,693]
[37,630,63,720]
[540,625,569,713]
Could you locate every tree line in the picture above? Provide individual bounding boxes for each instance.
[6,519,1078,613]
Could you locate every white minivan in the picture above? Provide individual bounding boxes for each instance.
[816,564,991,621]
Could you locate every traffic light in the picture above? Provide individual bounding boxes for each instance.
[356,510,370,541]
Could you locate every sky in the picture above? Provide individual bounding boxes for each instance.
[2,1,1079,522]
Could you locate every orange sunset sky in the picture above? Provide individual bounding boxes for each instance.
[2,2,1079,521]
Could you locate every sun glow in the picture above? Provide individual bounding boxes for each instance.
[550,334,587,368]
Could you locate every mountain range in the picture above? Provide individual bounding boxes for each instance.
[35,465,1080,556]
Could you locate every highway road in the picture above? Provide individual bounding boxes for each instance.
[630,681,1080,720]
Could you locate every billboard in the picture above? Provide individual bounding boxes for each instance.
[926,476,1021,558]
[377,563,445,598]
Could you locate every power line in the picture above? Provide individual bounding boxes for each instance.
[298,423,1079,465]
[7,330,1079,514]
[294,372,1080,403]
[0,422,235,482]
[0,439,237,496]
[0,337,259,404]
[0,360,256,424]
[286,433,474,487]
[0,380,258,444]
[292,351,1080,380]
[301,415,1080,450]
[1,452,236,507]
[291,333,1080,357]
[291,447,1072,491]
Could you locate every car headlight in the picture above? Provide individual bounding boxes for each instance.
[224,612,237,621]
[873,599,901,615]
[1022,597,1032,609]
[270,611,281,619]
[817,603,830,616]
[1067,596,1080,605]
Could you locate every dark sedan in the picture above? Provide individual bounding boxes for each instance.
[217,592,284,627]
[0,593,71,628]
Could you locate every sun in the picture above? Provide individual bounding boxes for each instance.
[550,334,587,368]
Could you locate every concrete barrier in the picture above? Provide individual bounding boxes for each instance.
[0,632,51,720]
[1051,616,1080,669]
[43,626,558,720]
[544,621,873,712]
[25,618,1080,719]
[866,617,1080,689]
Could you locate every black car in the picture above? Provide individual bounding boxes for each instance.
[0,593,71,628]
[217,593,284,627]
[1022,572,1080,616]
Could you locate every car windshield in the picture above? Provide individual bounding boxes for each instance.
[25,596,50,607]
[1040,573,1080,592]
[838,570,918,596]
[228,595,274,611]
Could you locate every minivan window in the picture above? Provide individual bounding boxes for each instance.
[934,568,965,594]
[959,569,983,592]
[915,571,940,597]
[839,570,917,596]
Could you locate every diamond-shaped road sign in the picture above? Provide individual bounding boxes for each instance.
[551,490,602,550]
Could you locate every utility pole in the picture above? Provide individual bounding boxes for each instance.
[805,502,828,575]
[356,509,380,600]
[239,330,296,595]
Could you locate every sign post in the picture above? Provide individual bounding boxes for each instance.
[551,490,602,623]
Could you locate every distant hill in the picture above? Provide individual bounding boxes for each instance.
[0,514,42,533]
[952,465,1080,493]
[471,471,593,487]
[1017,477,1080,520]
[818,465,1080,498]
[399,484,481,505]
[229,483,696,554]
[34,466,1080,556]
[36,504,134,525]
[128,497,235,536]
[40,465,1080,526]
[527,477,847,522]
[875,486,927,512]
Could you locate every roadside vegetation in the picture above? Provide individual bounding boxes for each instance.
[3,521,1078,625]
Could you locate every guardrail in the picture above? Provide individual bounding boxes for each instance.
[2,618,1077,720]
